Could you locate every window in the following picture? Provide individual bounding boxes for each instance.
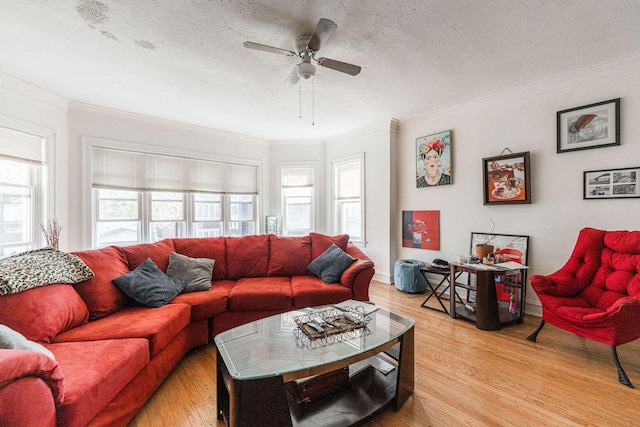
[0,127,45,257]
[333,155,365,243]
[91,146,259,247]
[281,167,314,236]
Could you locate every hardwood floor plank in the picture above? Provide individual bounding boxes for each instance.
[129,280,639,426]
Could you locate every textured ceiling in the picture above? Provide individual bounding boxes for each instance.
[1,0,640,140]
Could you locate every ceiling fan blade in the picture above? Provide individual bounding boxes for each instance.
[307,18,337,51]
[285,64,300,85]
[243,41,297,57]
[316,58,361,76]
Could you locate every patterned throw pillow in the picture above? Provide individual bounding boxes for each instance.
[0,247,95,295]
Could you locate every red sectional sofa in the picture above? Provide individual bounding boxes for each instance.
[0,233,374,427]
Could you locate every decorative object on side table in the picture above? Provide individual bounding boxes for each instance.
[416,130,452,187]
[557,98,620,153]
[265,215,283,235]
[482,151,531,205]
[583,166,639,199]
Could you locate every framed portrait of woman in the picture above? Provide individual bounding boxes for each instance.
[416,130,452,188]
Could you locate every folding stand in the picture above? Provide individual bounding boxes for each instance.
[419,266,464,315]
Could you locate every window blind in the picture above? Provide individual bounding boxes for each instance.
[0,126,44,163]
[335,160,361,199]
[92,147,257,194]
[281,167,313,188]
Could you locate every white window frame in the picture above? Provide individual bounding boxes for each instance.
[84,137,262,248]
[332,153,365,244]
[280,164,316,236]
[0,118,54,255]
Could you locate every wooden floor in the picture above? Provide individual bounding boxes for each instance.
[129,280,640,426]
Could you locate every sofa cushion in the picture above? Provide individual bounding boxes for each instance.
[0,324,56,360]
[120,239,176,271]
[228,277,292,311]
[291,275,352,308]
[173,237,227,281]
[267,235,311,277]
[73,246,131,320]
[53,304,191,357]
[307,243,356,284]
[113,259,187,308]
[226,235,269,280]
[0,248,94,295]
[0,284,88,343]
[310,232,349,259]
[166,252,214,293]
[171,280,234,321]
[49,339,149,427]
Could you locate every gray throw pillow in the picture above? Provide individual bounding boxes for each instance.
[166,252,214,293]
[113,258,186,308]
[307,243,356,284]
[0,324,56,360]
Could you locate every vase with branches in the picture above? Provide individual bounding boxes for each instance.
[40,219,61,250]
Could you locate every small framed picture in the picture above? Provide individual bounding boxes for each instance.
[482,151,531,205]
[583,166,640,199]
[416,130,452,187]
[402,210,439,250]
[557,98,620,153]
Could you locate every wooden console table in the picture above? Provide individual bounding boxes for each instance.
[449,263,527,331]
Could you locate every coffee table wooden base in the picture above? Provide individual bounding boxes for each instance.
[217,326,414,427]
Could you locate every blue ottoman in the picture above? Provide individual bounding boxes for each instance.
[394,259,427,293]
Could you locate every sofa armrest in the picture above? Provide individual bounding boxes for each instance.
[0,349,64,406]
[339,244,375,301]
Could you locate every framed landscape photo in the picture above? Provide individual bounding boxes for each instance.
[583,166,640,199]
[557,98,620,153]
[416,130,452,188]
[482,151,531,205]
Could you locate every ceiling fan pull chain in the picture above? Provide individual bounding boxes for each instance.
[299,71,302,119]
[312,77,315,126]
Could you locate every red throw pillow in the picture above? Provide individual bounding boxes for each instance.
[73,246,132,320]
[309,232,349,260]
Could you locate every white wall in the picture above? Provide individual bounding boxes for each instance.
[326,124,396,282]
[396,54,640,314]
[0,72,70,248]
[67,103,270,250]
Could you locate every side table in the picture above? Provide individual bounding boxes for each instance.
[449,263,527,331]
[419,266,464,315]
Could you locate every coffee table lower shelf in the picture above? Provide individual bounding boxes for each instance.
[217,345,410,427]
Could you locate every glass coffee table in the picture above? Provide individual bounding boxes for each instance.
[214,301,415,427]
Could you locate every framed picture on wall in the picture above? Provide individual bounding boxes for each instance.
[557,98,620,153]
[416,130,452,187]
[470,232,529,265]
[583,166,640,199]
[482,151,531,205]
[402,210,439,250]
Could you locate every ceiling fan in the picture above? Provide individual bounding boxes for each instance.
[243,18,361,85]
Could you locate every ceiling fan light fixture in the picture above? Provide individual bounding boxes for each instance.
[298,62,316,79]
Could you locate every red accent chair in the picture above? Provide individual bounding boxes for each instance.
[527,227,640,388]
